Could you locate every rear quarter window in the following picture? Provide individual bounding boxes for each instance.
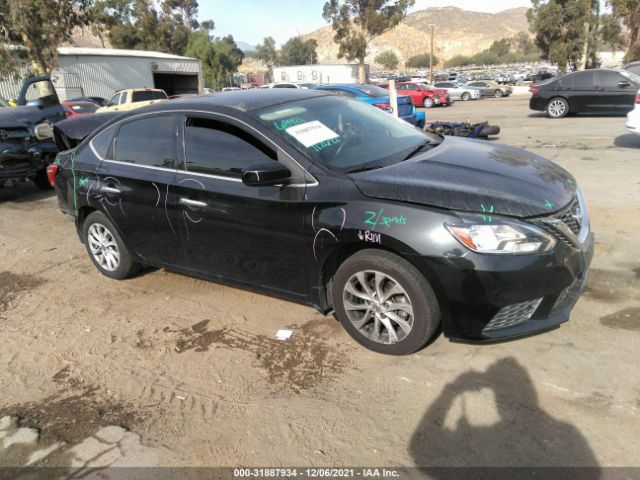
[91,126,117,159]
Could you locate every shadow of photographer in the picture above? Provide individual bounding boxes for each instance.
[408,357,600,480]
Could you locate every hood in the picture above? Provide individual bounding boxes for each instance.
[350,136,576,218]
[0,106,46,128]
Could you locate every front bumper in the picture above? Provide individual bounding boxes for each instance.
[0,150,36,179]
[411,214,594,342]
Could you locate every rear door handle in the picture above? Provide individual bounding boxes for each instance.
[101,186,121,194]
[179,198,207,208]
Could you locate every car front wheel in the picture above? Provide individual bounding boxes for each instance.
[494,89,504,98]
[546,97,569,118]
[83,211,140,279]
[461,92,471,101]
[423,97,434,108]
[332,250,441,355]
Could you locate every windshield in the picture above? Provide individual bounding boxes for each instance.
[621,70,640,84]
[355,84,392,97]
[255,96,440,173]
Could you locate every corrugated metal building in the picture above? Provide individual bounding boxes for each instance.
[273,64,369,84]
[0,47,202,102]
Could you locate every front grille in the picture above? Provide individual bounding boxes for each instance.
[483,298,543,333]
[559,198,581,235]
[536,195,587,248]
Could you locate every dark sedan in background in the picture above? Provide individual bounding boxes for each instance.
[530,68,640,118]
[50,90,592,355]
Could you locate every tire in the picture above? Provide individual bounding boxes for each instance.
[32,168,53,190]
[479,125,500,136]
[423,97,434,108]
[332,250,440,355]
[494,89,504,98]
[82,211,140,280]
[461,92,471,101]
[546,97,569,118]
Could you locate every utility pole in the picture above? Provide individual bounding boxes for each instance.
[429,24,435,84]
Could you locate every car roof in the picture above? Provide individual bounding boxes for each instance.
[132,89,332,114]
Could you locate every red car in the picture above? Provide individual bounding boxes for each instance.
[62,101,98,118]
[381,82,451,108]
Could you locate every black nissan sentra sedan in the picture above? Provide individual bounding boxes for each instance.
[50,90,593,355]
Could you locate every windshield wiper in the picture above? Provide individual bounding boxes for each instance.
[347,166,383,174]
[402,141,432,161]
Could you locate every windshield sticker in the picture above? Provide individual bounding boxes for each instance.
[364,209,407,231]
[273,116,306,131]
[285,121,340,148]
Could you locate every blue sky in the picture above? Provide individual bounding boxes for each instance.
[197,0,532,47]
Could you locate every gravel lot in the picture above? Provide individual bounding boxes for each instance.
[1,96,639,476]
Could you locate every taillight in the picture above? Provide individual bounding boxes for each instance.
[373,102,393,113]
[530,88,540,95]
[636,93,640,104]
[46,164,59,187]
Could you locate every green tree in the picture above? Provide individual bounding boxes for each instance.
[375,50,399,70]
[0,0,92,75]
[405,53,438,69]
[92,0,211,55]
[254,36,278,71]
[445,54,471,68]
[608,0,640,62]
[278,37,318,66]
[599,14,627,53]
[322,0,415,84]
[527,0,591,73]
[585,0,601,69]
[185,29,244,90]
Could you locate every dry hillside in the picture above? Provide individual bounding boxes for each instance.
[304,6,531,68]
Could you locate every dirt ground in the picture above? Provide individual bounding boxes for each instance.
[1,96,639,476]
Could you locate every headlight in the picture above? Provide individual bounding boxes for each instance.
[446,221,556,254]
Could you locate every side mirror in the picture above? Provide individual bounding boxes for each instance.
[26,98,45,109]
[241,161,291,186]
[618,81,632,88]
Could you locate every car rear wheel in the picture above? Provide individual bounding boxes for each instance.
[332,250,440,355]
[494,89,504,98]
[461,92,471,101]
[546,97,569,118]
[423,97,434,108]
[83,211,140,280]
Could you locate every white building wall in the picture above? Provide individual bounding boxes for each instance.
[273,64,369,84]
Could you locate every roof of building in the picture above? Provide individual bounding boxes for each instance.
[57,47,198,62]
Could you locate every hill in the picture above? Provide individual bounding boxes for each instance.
[303,7,531,68]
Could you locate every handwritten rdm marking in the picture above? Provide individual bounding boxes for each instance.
[481,203,494,223]
[273,116,305,131]
[364,209,407,231]
[358,230,382,244]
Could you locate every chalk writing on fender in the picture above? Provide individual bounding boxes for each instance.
[358,230,382,244]
[364,208,407,231]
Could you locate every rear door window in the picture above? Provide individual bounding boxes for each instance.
[573,71,595,89]
[131,91,167,102]
[183,117,277,178]
[115,115,177,168]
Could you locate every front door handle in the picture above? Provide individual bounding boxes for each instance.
[179,198,207,208]
[101,186,121,194]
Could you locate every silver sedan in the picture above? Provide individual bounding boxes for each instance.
[433,82,482,101]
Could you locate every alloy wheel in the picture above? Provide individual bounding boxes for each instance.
[548,99,567,117]
[342,270,414,345]
[87,223,120,272]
